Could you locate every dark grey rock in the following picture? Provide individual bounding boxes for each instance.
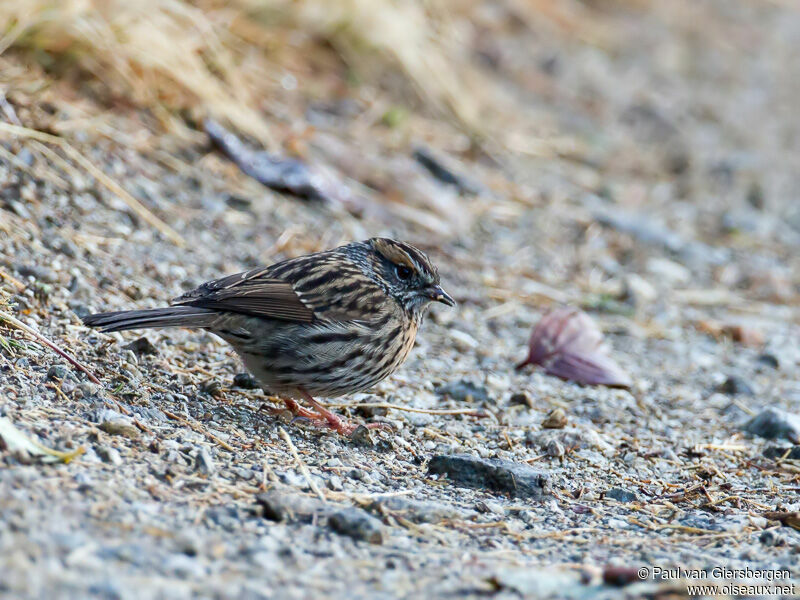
[435,380,490,403]
[756,353,780,369]
[47,364,68,381]
[475,500,505,515]
[327,508,384,544]
[427,454,549,499]
[233,372,260,389]
[124,337,158,356]
[509,391,534,408]
[743,408,800,443]
[716,375,755,396]
[605,487,638,503]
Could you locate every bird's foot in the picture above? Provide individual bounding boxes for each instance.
[284,394,391,437]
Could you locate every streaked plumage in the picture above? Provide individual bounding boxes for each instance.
[83,238,454,434]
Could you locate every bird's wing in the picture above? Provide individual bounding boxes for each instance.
[171,247,392,324]
[171,265,315,323]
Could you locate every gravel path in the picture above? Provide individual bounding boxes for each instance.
[2,2,800,598]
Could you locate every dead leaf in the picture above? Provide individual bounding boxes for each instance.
[0,417,83,464]
[517,307,632,388]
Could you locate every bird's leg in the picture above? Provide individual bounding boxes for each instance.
[296,389,389,436]
[282,398,327,421]
[260,395,326,421]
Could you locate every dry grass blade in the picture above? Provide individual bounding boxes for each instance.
[279,427,326,502]
[0,268,25,291]
[0,309,101,385]
[3,0,273,147]
[0,122,185,247]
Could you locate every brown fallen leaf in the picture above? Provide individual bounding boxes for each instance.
[516,307,632,388]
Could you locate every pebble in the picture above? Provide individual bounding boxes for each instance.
[232,372,260,389]
[716,375,755,396]
[427,454,550,499]
[604,487,637,503]
[759,529,785,547]
[327,508,384,544]
[195,447,216,475]
[509,391,534,408]
[349,425,375,447]
[435,380,490,403]
[756,353,780,369]
[743,408,800,443]
[448,329,479,351]
[475,500,505,515]
[124,337,159,356]
[201,379,223,396]
[646,257,691,285]
[16,264,58,283]
[541,407,568,429]
[47,365,68,381]
[545,439,565,457]
[99,421,139,439]
[255,489,325,522]
[96,445,122,466]
[368,496,466,524]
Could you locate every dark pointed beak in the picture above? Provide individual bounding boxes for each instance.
[428,285,455,307]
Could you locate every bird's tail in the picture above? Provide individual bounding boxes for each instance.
[82,306,217,333]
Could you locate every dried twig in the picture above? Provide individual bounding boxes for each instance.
[0,309,101,384]
[0,267,25,291]
[0,122,185,247]
[163,409,235,452]
[326,402,486,417]
[279,427,326,502]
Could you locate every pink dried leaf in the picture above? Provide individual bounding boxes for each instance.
[546,350,633,388]
[517,307,632,388]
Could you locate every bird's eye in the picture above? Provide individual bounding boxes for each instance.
[395,265,413,281]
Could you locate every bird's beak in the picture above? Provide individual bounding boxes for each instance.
[428,285,456,307]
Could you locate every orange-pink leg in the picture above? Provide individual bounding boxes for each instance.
[295,389,391,436]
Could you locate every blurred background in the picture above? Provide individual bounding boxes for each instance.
[2,0,799,321]
[3,0,800,234]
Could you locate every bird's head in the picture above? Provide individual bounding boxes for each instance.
[364,237,455,319]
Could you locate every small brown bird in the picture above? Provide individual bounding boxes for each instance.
[83,238,454,435]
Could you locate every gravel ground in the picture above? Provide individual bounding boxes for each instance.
[2,2,800,599]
